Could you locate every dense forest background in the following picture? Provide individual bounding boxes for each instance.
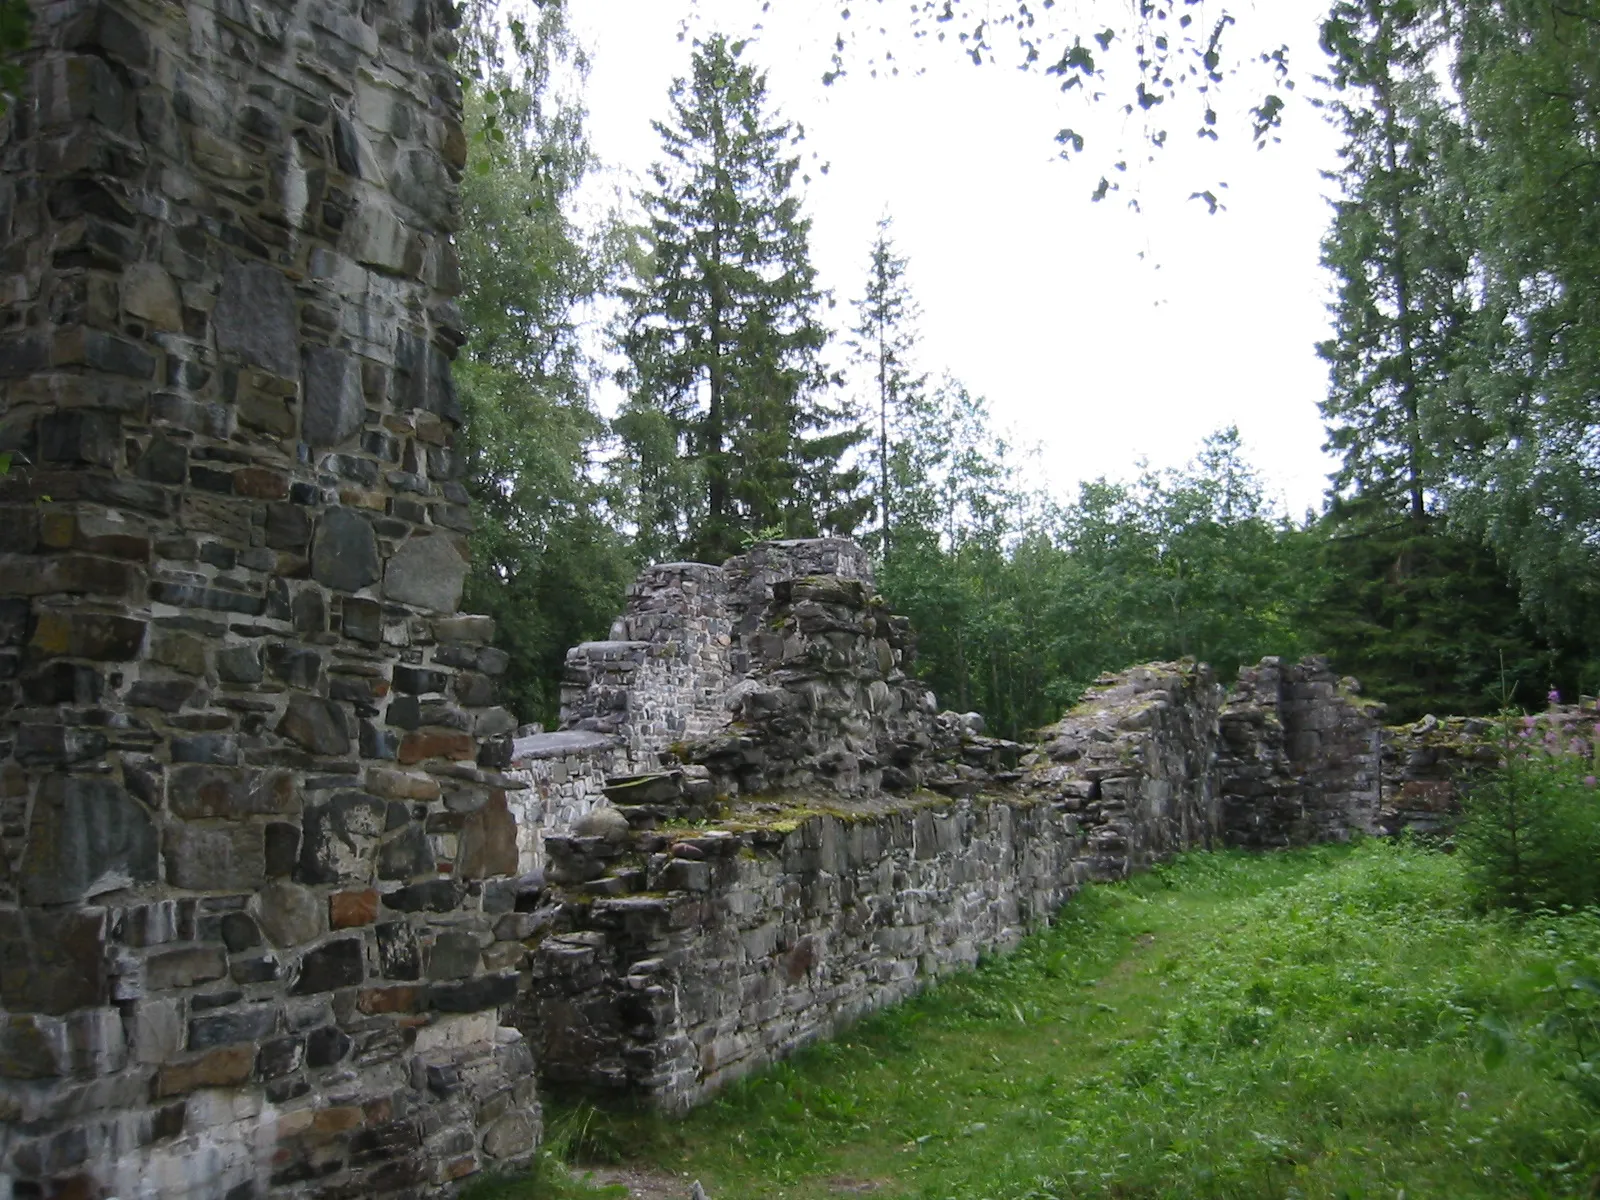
[438,0,1600,736]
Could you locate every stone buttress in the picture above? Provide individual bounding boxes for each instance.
[0,2,541,1196]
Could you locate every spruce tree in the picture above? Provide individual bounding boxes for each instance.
[1316,0,1470,526]
[616,34,863,564]
[848,217,929,559]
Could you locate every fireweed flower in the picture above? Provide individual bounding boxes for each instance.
[1548,688,1562,704]
[1586,776,1597,788]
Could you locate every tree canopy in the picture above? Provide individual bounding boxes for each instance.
[614,33,865,563]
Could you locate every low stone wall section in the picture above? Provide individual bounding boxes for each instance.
[1380,702,1600,835]
[523,791,1094,1111]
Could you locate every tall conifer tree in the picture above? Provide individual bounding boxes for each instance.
[1317,0,1469,526]
[848,217,928,559]
[616,34,863,564]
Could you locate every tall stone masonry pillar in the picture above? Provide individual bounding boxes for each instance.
[0,2,539,1196]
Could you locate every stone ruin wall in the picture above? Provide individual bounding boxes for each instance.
[0,0,1491,1189]
[516,565,1387,1112]
[505,538,951,874]
[1221,657,1384,847]
[1378,701,1600,836]
[0,3,542,1198]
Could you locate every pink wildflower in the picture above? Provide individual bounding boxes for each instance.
[1586,776,1598,788]
[1549,688,1562,704]
[1523,715,1537,729]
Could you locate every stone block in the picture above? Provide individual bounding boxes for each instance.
[312,507,381,593]
[14,724,108,766]
[303,345,365,446]
[357,985,422,1014]
[214,258,298,377]
[29,610,146,660]
[376,922,422,981]
[343,595,383,643]
[397,729,475,764]
[433,615,494,644]
[393,664,449,694]
[458,792,517,880]
[154,1045,254,1097]
[382,879,462,913]
[428,973,518,1013]
[426,931,481,981]
[384,533,469,613]
[170,733,240,765]
[293,936,365,994]
[169,765,294,818]
[365,767,440,801]
[256,1034,305,1080]
[136,438,187,486]
[165,822,266,891]
[329,889,379,929]
[130,997,183,1065]
[306,1025,353,1068]
[252,881,326,949]
[188,1003,277,1051]
[219,912,262,952]
[0,908,108,1015]
[20,775,157,905]
[378,823,433,881]
[217,644,264,683]
[297,791,386,884]
[144,945,228,991]
[268,644,323,688]
[278,692,352,756]
[122,261,182,331]
[38,409,120,466]
[127,678,195,711]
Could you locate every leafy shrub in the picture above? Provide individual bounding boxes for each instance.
[1458,712,1600,912]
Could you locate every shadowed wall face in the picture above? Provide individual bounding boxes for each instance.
[0,2,542,1196]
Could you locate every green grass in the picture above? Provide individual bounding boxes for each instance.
[486,841,1600,1199]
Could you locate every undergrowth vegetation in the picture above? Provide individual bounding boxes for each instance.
[1458,713,1600,914]
[481,841,1600,1199]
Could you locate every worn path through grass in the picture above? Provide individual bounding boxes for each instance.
[473,842,1600,1199]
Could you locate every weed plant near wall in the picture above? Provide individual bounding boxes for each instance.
[504,842,1600,1199]
[1458,710,1600,913]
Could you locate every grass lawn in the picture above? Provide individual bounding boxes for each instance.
[470,841,1600,1199]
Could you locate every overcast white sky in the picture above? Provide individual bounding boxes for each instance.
[567,0,1346,518]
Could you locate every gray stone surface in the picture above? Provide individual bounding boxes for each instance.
[214,258,299,378]
[302,344,366,446]
[251,882,326,950]
[312,507,382,594]
[19,776,158,906]
[385,533,469,612]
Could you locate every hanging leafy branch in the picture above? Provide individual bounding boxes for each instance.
[804,0,1295,204]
